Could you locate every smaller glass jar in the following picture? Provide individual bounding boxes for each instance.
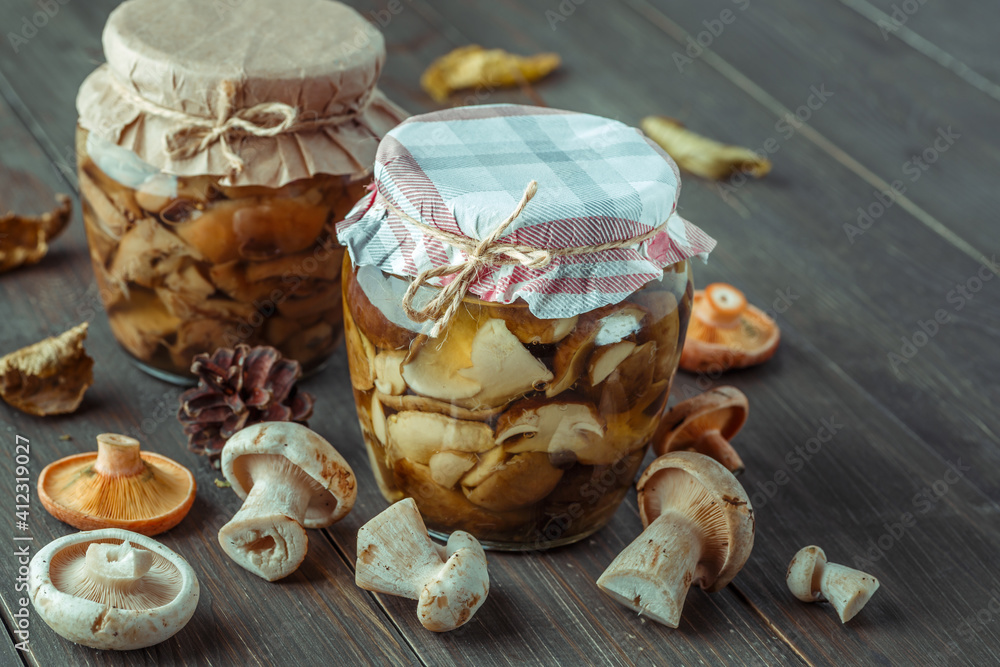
[337,105,715,549]
[344,258,693,548]
[74,0,406,382]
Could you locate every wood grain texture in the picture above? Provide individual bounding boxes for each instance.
[1,0,999,664]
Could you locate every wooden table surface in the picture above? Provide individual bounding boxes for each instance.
[1,1,999,665]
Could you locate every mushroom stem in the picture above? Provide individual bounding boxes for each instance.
[218,457,313,581]
[818,562,880,623]
[85,541,153,587]
[695,430,745,475]
[94,434,146,477]
[596,511,702,628]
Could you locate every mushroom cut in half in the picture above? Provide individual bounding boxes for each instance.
[654,387,748,474]
[38,433,196,536]
[356,498,489,632]
[29,528,199,650]
[680,283,779,373]
[597,451,754,628]
[219,421,357,581]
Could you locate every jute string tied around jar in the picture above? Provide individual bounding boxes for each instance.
[112,78,374,177]
[380,180,668,337]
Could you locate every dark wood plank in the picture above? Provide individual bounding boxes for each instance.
[413,0,1000,663]
[0,91,418,665]
[841,0,1000,88]
[625,0,999,263]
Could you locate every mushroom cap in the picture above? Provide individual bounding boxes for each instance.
[637,451,754,592]
[37,434,196,536]
[786,545,827,602]
[28,528,199,651]
[679,284,780,373]
[654,386,748,456]
[221,422,356,528]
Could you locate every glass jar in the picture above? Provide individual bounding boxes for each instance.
[75,0,406,383]
[78,129,368,382]
[343,257,694,549]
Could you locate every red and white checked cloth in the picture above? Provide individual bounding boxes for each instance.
[337,104,715,323]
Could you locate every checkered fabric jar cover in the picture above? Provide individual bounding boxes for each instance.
[336,104,716,321]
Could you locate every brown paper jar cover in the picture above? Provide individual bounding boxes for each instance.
[77,0,407,187]
[75,0,407,383]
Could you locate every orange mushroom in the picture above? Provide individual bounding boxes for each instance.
[679,283,779,373]
[38,434,196,536]
[653,387,748,474]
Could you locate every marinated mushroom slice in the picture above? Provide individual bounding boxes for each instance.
[786,546,880,623]
[219,422,357,581]
[547,304,647,398]
[497,399,612,465]
[232,197,327,261]
[401,306,482,401]
[482,301,578,345]
[280,322,335,366]
[109,217,194,288]
[457,318,553,409]
[374,391,507,423]
[632,290,682,383]
[393,458,534,535]
[169,318,246,370]
[587,341,636,387]
[173,199,245,264]
[386,411,496,465]
[459,446,509,488]
[109,290,182,360]
[373,350,408,395]
[356,498,490,632]
[29,528,199,651]
[78,168,133,239]
[597,451,755,628]
[429,452,479,489]
[464,452,564,512]
[276,281,342,321]
[371,393,388,445]
[596,341,658,414]
[344,304,376,391]
[0,323,94,416]
[343,261,419,351]
[244,247,344,283]
[38,434,196,535]
[654,386,749,475]
[681,283,780,373]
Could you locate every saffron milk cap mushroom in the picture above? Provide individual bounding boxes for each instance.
[356,498,489,632]
[654,387,749,474]
[219,421,357,581]
[680,283,779,373]
[597,451,754,627]
[28,528,199,650]
[38,433,196,536]
[786,545,880,623]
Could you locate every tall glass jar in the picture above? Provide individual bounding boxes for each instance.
[344,258,694,549]
[75,0,406,383]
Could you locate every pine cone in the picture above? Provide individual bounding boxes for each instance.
[177,344,315,466]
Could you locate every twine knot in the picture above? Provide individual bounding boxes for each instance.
[380,181,667,337]
[112,77,371,177]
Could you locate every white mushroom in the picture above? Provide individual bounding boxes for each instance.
[786,546,879,623]
[373,349,408,395]
[597,451,755,628]
[219,422,357,581]
[28,528,198,650]
[356,498,489,632]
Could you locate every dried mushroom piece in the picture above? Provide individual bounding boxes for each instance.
[0,194,72,273]
[641,116,772,181]
[0,323,93,416]
[421,45,560,103]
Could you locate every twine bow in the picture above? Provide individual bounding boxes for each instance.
[380,181,667,337]
[112,78,371,177]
